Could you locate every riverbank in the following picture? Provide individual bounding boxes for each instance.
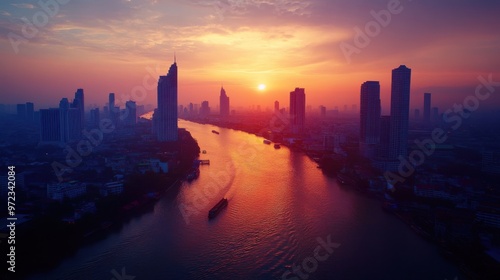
[10,129,201,279]
[181,117,499,279]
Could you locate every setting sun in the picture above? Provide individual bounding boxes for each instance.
[258,84,266,91]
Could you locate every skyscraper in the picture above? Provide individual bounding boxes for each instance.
[389,65,411,159]
[26,102,34,121]
[74,88,85,128]
[274,101,279,112]
[378,116,391,159]
[90,108,100,128]
[360,81,381,158]
[219,86,230,117]
[320,105,326,117]
[60,97,83,142]
[59,98,70,143]
[432,107,439,123]
[16,104,26,120]
[125,101,137,125]
[200,101,210,118]
[156,59,178,142]
[40,108,61,144]
[289,88,306,135]
[423,92,431,124]
[109,93,116,122]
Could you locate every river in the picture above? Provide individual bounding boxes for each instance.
[30,120,463,280]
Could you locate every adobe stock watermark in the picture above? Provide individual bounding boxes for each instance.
[384,74,499,187]
[51,64,164,182]
[178,110,291,224]
[8,0,71,54]
[339,0,409,64]
[280,234,340,280]
[111,267,135,280]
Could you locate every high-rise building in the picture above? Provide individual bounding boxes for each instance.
[156,59,178,142]
[40,108,61,143]
[289,88,306,135]
[16,104,26,120]
[90,108,100,128]
[432,107,439,123]
[109,93,116,122]
[423,92,431,124]
[74,88,85,128]
[189,103,194,116]
[220,87,230,117]
[414,109,420,121]
[389,65,411,160]
[125,101,137,125]
[60,98,81,142]
[200,101,210,118]
[320,105,326,117]
[26,102,34,121]
[59,98,70,143]
[274,101,279,112]
[360,81,381,158]
[378,116,391,159]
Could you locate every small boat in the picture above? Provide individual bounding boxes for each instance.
[202,150,207,154]
[186,168,200,181]
[274,143,281,149]
[263,139,272,145]
[209,198,228,219]
[336,171,357,186]
[212,130,220,134]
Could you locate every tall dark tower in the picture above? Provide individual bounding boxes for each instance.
[74,88,85,128]
[108,92,116,123]
[289,88,306,135]
[423,92,431,125]
[360,81,381,158]
[389,65,411,159]
[157,57,178,142]
[219,86,230,117]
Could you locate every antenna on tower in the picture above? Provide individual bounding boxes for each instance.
[174,52,176,63]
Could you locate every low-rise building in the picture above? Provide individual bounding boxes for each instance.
[47,181,87,201]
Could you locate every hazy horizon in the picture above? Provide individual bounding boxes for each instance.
[1,0,499,113]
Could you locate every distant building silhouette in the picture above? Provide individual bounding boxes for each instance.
[73,88,85,128]
[189,103,194,116]
[16,102,34,121]
[90,108,100,128]
[424,93,431,124]
[432,107,439,123]
[220,86,230,117]
[40,108,61,144]
[16,104,26,120]
[156,58,178,142]
[378,116,391,159]
[26,102,34,121]
[60,98,81,142]
[320,105,326,117]
[200,101,210,118]
[414,109,420,121]
[360,81,381,158]
[125,101,137,125]
[289,87,306,135]
[109,92,117,124]
[274,101,280,112]
[389,65,411,160]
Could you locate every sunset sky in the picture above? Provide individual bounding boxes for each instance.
[0,0,499,114]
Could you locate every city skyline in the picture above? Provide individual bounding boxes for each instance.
[1,1,499,112]
[1,1,500,279]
